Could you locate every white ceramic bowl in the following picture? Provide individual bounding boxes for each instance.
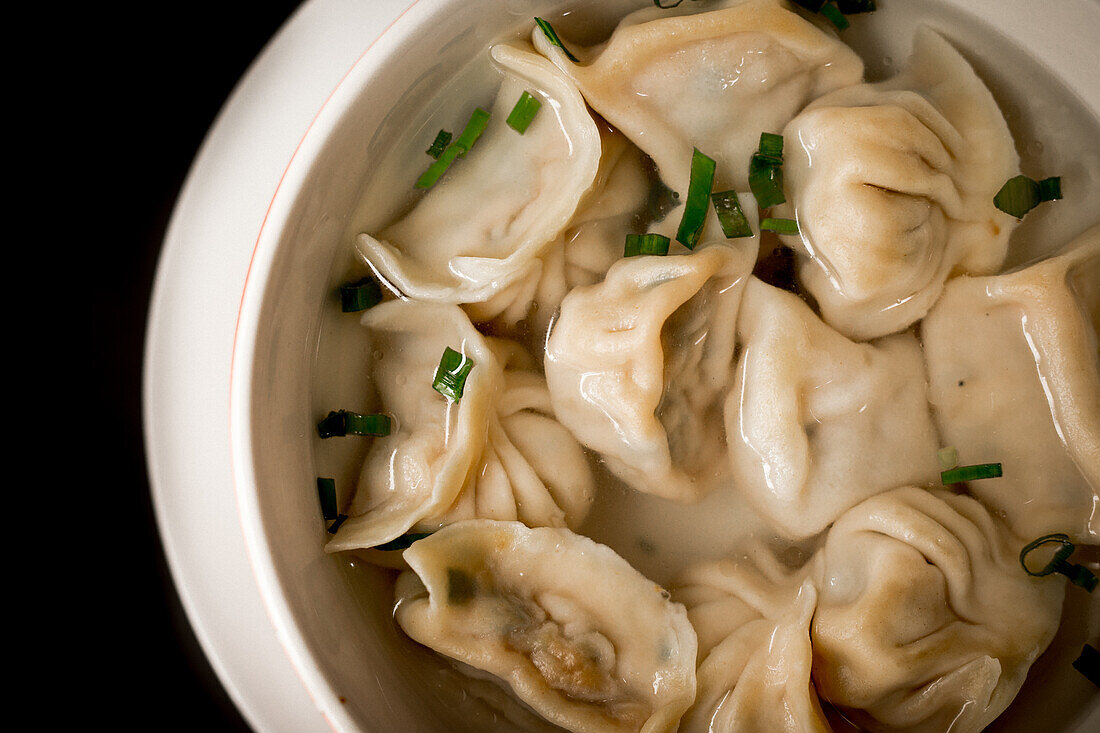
[229,1,1100,731]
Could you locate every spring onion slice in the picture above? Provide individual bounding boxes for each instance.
[1073,645,1100,687]
[940,462,1002,484]
[758,132,784,158]
[711,190,754,238]
[994,174,1063,218]
[317,410,392,438]
[535,17,578,62]
[426,129,452,159]
[748,146,786,209]
[624,233,671,257]
[760,217,799,235]
[937,446,959,471]
[820,2,851,29]
[676,148,717,249]
[317,478,338,521]
[415,108,491,188]
[1020,534,1099,591]
[433,347,475,402]
[506,91,542,134]
[339,276,382,312]
[374,532,434,551]
[327,514,349,535]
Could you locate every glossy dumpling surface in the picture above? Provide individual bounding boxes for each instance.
[725,277,941,539]
[778,27,1020,340]
[395,519,698,733]
[674,554,830,733]
[922,225,1100,543]
[810,487,1064,733]
[532,0,863,195]
[545,232,758,502]
[324,301,500,552]
[357,42,601,306]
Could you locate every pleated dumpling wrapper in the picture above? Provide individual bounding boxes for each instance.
[394,520,698,733]
[356,42,601,307]
[725,277,941,539]
[776,26,1020,340]
[810,487,1065,733]
[532,0,863,197]
[922,224,1100,543]
[324,301,594,555]
[545,227,758,503]
[674,554,830,733]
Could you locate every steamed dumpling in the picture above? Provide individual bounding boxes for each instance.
[777,26,1020,340]
[725,277,941,539]
[810,487,1064,733]
[545,229,758,502]
[922,225,1100,543]
[356,42,601,307]
[674,555,830,733]
[532,0,863,196]
[324,301,594,554]
[394,519,698,733]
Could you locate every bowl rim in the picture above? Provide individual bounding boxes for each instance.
[227,0,1100,730]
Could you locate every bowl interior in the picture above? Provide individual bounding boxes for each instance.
[231,1,1100,731]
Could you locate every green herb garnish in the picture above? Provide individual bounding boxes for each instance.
[327,513,349,535]
[676,148,717,249]
[317,410,392,438]
[506,91,542,134]
[994,174,1063,219]
[1073,645,1100,687]
[374,532,434,551]
[624,233,671,257]
[940,462,1002,484]
[317,477,338,521]
[415,108,491,189]
[534,17,578,62]
[711,190,754,238]
[339,276,383,313]
[426,129,452,159]
[760,217,799,235]
[433,347,474,402]
[1020,533,1098,591]
[748,132,787,209]
[820,2,850,30]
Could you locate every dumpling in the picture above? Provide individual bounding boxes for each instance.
[324,301,594,554]
[674,554,830,733]
[466,126,653,340]
[810,487,1064,733]
[921,225,1100,543]
[532,0,863,196]
[421,338,596,532]
[394,519,698,733]
[356,42,601,307]
[725,277,941,539]
[777,27,1020,340]
[545,229,758,502]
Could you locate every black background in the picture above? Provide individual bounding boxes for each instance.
[70,2,306,729]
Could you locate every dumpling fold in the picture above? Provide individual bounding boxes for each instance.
[394,519,698,733]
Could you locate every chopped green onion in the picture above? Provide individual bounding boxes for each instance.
[711,190,754,238]
[414,108,491,189]
[426,129,452,159]
[836,0,875,13]
[624,233,671,257]
[415,142,464,189]
[339,276,382,312]
[1073,645,1100,687]
[820,1,851,30]
[433,347,474,402]
[937,446,959,471]
[534,17,578,62]
[748,133,787,209]
[317,477,338,521]
[760,217,799,235]
[994,174,1063,218]
[374,532,433,551]
[940,462,1002,484]
[676,148,717,249]
[1020,533,1098,591]
[758,132,784,158]
[327,513,349,534]
[506,91,542,134]
[317,410,392,438]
